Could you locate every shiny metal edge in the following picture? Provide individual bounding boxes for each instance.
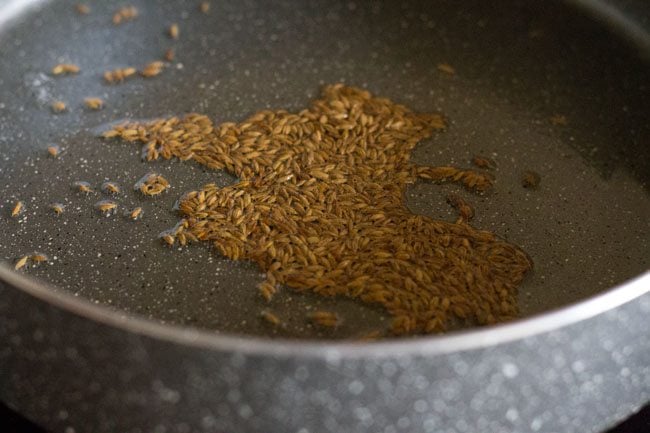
[0,0,48,30]
[2,264,649,359]
[566,0,650,57]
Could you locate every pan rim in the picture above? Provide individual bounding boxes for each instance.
[1,265,648,359]
[566,0,650,57]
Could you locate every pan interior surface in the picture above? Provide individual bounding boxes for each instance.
[0,0,648,340]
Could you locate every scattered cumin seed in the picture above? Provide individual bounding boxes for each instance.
[550,114,568,126]
[47,144,62,158]
[437,63,455,75]
[52,63,80,75]
[199,1,210,13]
[31,253,49,264]
[84,97,104,110]
[101,181,120,194]
[126,207,143,220]
[141,61,165,78]
[72,181,93,193]
[159,230,175,246]
[11,201,23,217]
[14,256,29,270]
[75,4,90,15]
[51,101,67,113]
[471,155,495,169]
[134,172,170,196]
[50,203,65,215]
[308,311,340,328]
[113,6,138,25]
[258,281,277,301]
[521,170,541,189]
[168,23,179,39]
[446,193,474,223]
[104,67,136,84]
[260,310,281,326]
[94,200,118,215]
[164,48,175,62]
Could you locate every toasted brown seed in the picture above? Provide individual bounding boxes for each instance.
[159,230,175,246]
[11,201,23,217]
[550,114,567,126]
[50,202,65,215]
[437,63,455,75]
[127,207,143,220]
[14,256,29,270]
[72,181,93,193]
[84,97,104,110]
[141,61,165,78]
[47,144,62,158]
[164,48,175,62]
[168,23,179,39]
[95,200,118,215]
[122,67,136,79]
[260,310,281,326]
[199,1,210,13]
[52,63,80,75]
[104,67,136,84]
[113,6,138,25]
[51,101,67,113]
[134,173,170,196]
[258,281,277,301]
[101,181,120,194]
[471,155,495,169]
[31,253,49,263]
[308,311,340,328]
[521,170,541,189]
[101,129,119,138]
[446,193,474,222]
[75,4,90,15]
[123,7,138,18]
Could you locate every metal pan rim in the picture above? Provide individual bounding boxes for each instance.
[2,265,648,359]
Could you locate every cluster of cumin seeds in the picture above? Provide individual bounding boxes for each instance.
[104,84,532,335]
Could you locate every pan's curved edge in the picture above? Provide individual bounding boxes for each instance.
[0,0,49,30]
[1,264,648,359]
[565,0,650,58]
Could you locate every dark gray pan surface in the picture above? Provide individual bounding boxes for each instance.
[0,0,648,339]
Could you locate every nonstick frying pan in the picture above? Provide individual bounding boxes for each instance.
[0,0,649,432]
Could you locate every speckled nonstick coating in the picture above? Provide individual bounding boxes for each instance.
[0,0,648,432]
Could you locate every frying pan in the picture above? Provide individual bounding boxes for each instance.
[0,0,648,431]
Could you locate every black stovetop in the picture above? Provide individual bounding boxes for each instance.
[3,401,649,432]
